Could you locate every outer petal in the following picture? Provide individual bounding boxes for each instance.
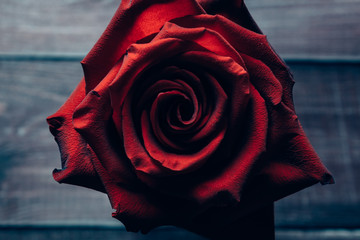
[73,60,137,188]
[81,0,205,92]
[46,79,105,192]
[265,102,334,186]
[197,0,262,34]
[190,84,268,204]
[72,59,198,233]
[153,21,245,66]
[171,14,295,110]
[241,54,283,105]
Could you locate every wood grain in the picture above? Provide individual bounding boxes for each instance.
[276,63,360,228]
[246,0,360,57]
[0,228,360,240]
[0,0,359,57]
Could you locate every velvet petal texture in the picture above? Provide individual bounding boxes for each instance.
[47,79,105,193]
[81,0,205,92]
[47,0,334,237]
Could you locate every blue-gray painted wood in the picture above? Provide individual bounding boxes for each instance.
[1,227,360,240]
[0,0,359,57]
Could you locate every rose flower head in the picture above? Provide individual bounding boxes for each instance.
[47,0,334,238]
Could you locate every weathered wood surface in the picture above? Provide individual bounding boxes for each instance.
[276,63,360,228]
[1,228,360,240]
[0,60,359,237]
[0,61,117,226]
[0,0,359,57]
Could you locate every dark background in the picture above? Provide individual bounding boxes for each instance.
[1,0,359,239]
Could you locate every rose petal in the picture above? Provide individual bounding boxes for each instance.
[154,21,245,67]
[122,88,164,176]
[191,84,267,204]
[71,62,191,233]
[109,38,188,116]
[172,80,199,126]
[115,39,215,177]
[185,70,227,143]
[156,68,208,133]
[171,14,295,109]
[136,78,199,130]
[197,0,262,34]
[234,131,335,214]
[73,61,138,187]
[149,90,192,150]
[264,133,335,186]
[46,79,105,192]
[85,145,198,233]
[81,0,205,92]
[178,51,249,143]
[142,109,227,173]
[241,54,283,105]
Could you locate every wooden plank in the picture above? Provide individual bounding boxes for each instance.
[277,229,360,240]
[0,0,119,55]
[246,0,360,58]
[0,227,207,240]
[1,0,359,57]
[0,61,359,229]
[276,63,360,228]
[0,61,118,226]
[0,228,360,240]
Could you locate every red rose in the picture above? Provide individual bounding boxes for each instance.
[47,0,334,238]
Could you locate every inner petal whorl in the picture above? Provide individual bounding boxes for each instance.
[126,58,230,172]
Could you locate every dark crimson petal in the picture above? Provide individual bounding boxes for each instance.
[149,90,191,150]
[178,51,249,143]
[227,133,335,221]
[197,0,263,34]
[136,78,200,130]
[185,70,227,143]
[152,20,251,142]
[81,0,205,92]
[263,133,335,187]
[109,39,188,118]
[172,80,199,126]
[122,88,164,176]
[170,14,295,109]
[265,102,334,186]
[172,69,209,133]
[190,84,268,204]
[72,61,140,187]
[137,79,186,109]
[112,39,218,177]
[190,102,334,208]
[154,21,245,67]
[241,54,283,105]
[82,144,191,233]
[142,109,227,173]
[46,79,105,192]
[109,39,190,138]
[155,68,207,133]
[70,63,181,233]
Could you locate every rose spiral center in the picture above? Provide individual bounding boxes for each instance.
[122,54,232,173]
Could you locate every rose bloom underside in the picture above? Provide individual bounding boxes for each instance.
[47,0,334,235]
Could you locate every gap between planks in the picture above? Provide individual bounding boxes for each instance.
[1,52,360,64]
